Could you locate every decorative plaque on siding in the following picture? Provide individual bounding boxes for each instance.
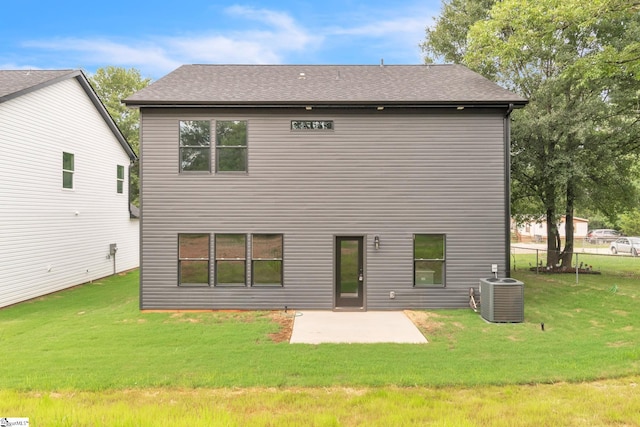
[291,120,334,130]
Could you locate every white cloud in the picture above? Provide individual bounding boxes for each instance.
[166,36,282,64]
[321,7,436,64]
[19,6,321,77]
[0,62,43,70]
[166,6,322,65]
[13,4,436,76]
[329,16,428,38]
[23,38,181,73]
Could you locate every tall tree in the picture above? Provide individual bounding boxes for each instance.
[421,0,495,64]
[89,67,151,206]
[424,0,640,268]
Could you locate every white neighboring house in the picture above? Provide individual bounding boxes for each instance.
[515,216,589,242]
[0,70,139,308]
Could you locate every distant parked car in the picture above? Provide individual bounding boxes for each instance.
[610,237,640,256]
[586,229,621,244]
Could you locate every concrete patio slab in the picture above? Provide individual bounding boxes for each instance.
[289,311,428,344]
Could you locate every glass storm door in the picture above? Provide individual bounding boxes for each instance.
[335,236,364,308]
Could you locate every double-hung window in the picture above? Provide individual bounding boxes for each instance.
[179,120,211,172]
[117,165,125,194]
[215,234,246,286]
[252,234,283,287]
[62,152,74,189]
[216,120,247,172]
[414,234,445,287]
[178,234,210,286]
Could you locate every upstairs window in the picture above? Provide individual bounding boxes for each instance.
[216,120,247,172]
[63,152,74,189]
[179,120,211,172]
[117,165,125,194]
[414,234,445,287]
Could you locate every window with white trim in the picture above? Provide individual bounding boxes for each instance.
[62,152,74,189]
[117,165,125,194]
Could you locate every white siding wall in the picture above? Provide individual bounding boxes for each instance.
[0,78,139,308]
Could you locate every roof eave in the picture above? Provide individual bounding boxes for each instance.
[124,100,528,109]
[77,72,138,161]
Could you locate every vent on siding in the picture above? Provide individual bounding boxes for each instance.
[479,278,524,323]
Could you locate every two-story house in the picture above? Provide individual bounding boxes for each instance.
[124,64,526,310]
[0,70,139,308]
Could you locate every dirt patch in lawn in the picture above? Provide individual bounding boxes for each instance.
[268,311,294,343]
[169,313,202,323]
[404,310,445,335]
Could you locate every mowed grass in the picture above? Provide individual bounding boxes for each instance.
[2,268,638,390]
[1,257,639,425]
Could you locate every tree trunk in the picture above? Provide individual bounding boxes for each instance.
[546,208,560,267]
[543,174,561,267]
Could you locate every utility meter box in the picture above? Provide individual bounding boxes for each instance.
[109,243,118,256]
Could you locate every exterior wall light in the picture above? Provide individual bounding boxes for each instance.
[374,235,380,250]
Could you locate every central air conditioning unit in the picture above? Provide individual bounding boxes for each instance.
[479,278,524,323]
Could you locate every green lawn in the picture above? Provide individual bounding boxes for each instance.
[1,265,639,390]
[1,259,639,425]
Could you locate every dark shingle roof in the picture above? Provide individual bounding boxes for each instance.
[124,64,527,107]
[0,70,77,102]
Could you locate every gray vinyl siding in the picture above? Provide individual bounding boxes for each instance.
[139,107,507,310]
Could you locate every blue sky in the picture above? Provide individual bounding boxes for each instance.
[1,1,441,80]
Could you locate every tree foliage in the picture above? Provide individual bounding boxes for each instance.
[421,0,496,64]
[89,67,151,206]
[423,0,640,267]
[619,209,640,235]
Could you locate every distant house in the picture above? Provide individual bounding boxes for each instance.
[0,70,139,308]
[514,216,589,242]
[124,64,527,310]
